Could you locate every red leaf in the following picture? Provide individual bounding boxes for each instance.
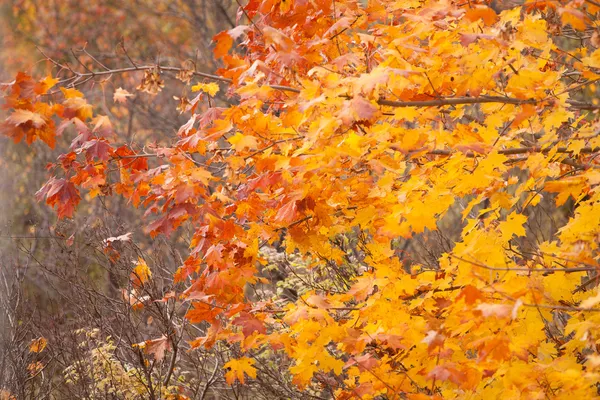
[77,139,113,161]
[35,178,81,219]
[232,311,266,337]
[114,146,149,171]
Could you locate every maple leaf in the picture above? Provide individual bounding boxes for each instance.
[189,167,213,185]
[213,25,248,59]
[305,293,331,309]
[228,132,258,151]
[27,362,44,376]
[347,276,375,301]
[290,362,319,388]
[35,178,81,219]
[224,357,257,384]
[213,31,234,58]
[92,115,113,137]
[422,330,445,351]
[340,96,379,125]
[113,87,134,103]
[459,33,496,46]
[77,139,113,161]
[114,146,148,171]
[131,257,152,286]
[274,199,298,223]
[60,87,85,99]
[558,7,588,31]
[6,109,47,129]
[345,354,378,372]
[186,301,222,323]
[498,211,527,242]
[325,16,354,37]
[464,5,497,25]
[134,335,170,361]
[29,337,47,353]
[427,364,466,386]
[457,285,484,305]
[191,82,220,96]
[474,303,511,318]
[233,312,267,337]
[35,75,58,94]
[263,26,295,51]
[204,243,224,266]
[62,94,93,121]
[475,300,522,319]
[544,177,588,206]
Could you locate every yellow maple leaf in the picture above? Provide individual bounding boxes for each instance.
[567,140,586,156]
[289,361,318,388]
[498,211,527,242]
[583,49,600,69]
[544,177,588,206]
[60,87,85,99]
[29,337,47,353]
[132,257,152,285]
[191,82,220,96]
[228,132,258,151]
[36,75,58,94]
[224,357,257,384]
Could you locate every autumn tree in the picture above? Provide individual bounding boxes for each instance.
[4,0,600,398]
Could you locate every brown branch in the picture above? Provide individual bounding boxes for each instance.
[449,254,599,273]
[42,55,600,110]
[424,145,600,157]
[380,96,600,110]
[54,64,233,85]
[200,361,220,400]
[120,41,139,68]
[378,95,536,108]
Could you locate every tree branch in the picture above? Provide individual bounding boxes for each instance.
[41,55,600,110]
[423,145,600,157]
